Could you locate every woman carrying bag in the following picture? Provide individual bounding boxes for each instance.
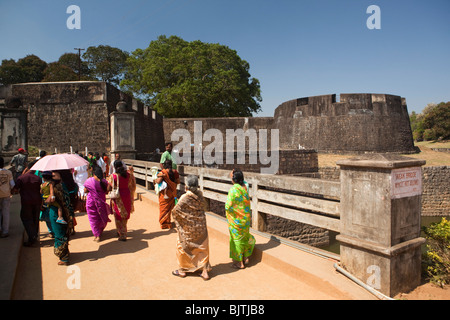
[84,166,112,242]
[109,160,134,241]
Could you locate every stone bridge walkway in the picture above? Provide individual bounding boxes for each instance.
[6,186,375,300]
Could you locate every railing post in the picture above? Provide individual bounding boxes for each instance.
[196,168,211,211]
[336,154,426,297]
[199,170,204,191]
[250,179,266,232]
[145,162,148,190]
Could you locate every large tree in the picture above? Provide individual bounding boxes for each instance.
[410,102,450,141]
[83,45,129,86]
[0,54,47,85]
[422,102,450,140]
[121,35,262,118]
[58,52,91,79]
[42,62,79,82]
[42,53,96,82]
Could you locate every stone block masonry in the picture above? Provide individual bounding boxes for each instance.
[317,166,450,217]
[164,93,416,155]
[2,82,165,156]
[180,148,318,175]
[275,93,416,154]
[12,82,111,153]
[1,86,416,157]
[422,166,450,216]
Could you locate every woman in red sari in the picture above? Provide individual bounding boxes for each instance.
[109,160,136,241]
[155,160,179,229]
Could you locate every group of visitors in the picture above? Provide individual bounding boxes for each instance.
[82,159,136,243]
[155,143,254,280]
[11,159,76,265]
[72,151,135,243]
[1,148,136,266]
[169,168,255,281]
[2,144,256,281]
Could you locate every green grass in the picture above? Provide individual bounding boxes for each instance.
[415,140,450,149]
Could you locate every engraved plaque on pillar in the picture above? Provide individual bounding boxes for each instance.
[117,117,132,149]
[110,111,136,159]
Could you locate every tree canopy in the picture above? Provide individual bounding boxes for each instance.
[42,62,78,82]
[83,45,129,86]
[121,35,262,118]
[0,55,47,85]
[0,46,128,86]
[0,37,262,118]
[410,102,450,141]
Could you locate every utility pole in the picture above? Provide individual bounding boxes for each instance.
[74,48,85,80]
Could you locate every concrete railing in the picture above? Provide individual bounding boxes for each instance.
[123,159,341,233]
[124,154,427,298]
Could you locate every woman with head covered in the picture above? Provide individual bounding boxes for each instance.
[171,175,211,280]
[155,159,179,229]
[225,169,255,269]
[49,171,72,265]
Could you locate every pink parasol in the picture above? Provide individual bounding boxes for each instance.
[30,153,89,171]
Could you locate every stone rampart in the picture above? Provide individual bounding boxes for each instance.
[274,93,416,153]
[1,82,165,155]
[12,82,112,153]
[164,93,416,155]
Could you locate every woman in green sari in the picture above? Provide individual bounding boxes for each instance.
[225,169,255,269]
[48,171,71,265]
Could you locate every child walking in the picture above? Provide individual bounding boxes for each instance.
[41,171,66,224]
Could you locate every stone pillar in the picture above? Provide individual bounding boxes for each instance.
[249,179,267,232]
[336,154,426,297]
[110,101,136,160]
[0,97,28,159]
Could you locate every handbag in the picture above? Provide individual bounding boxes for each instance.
[109,174,120,199]
[75,195,86,213]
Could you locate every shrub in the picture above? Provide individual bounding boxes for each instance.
[423,128,437,141]
[422,217,450,287]
[27,146,40,157]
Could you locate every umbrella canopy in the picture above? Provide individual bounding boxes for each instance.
[31,153,89,171]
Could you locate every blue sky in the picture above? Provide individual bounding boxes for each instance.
[1,0,449,116]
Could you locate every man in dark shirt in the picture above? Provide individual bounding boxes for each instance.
[13,161,42,246]
[10,148,28,181]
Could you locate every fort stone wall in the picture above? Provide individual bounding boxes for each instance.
[2,81,165,156]
[164,93,416,155]
[11,82,112,153]
[274,93,416,153]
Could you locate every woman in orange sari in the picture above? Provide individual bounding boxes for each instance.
[155,160,179,229]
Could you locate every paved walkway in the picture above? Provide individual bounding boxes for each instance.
[6,186,375,300]
[0,195,23,300]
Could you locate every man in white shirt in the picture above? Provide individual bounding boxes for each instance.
[73,154,89,197]
[95,152,107,176]
[109,153,127,175]
[0,157,15,238]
